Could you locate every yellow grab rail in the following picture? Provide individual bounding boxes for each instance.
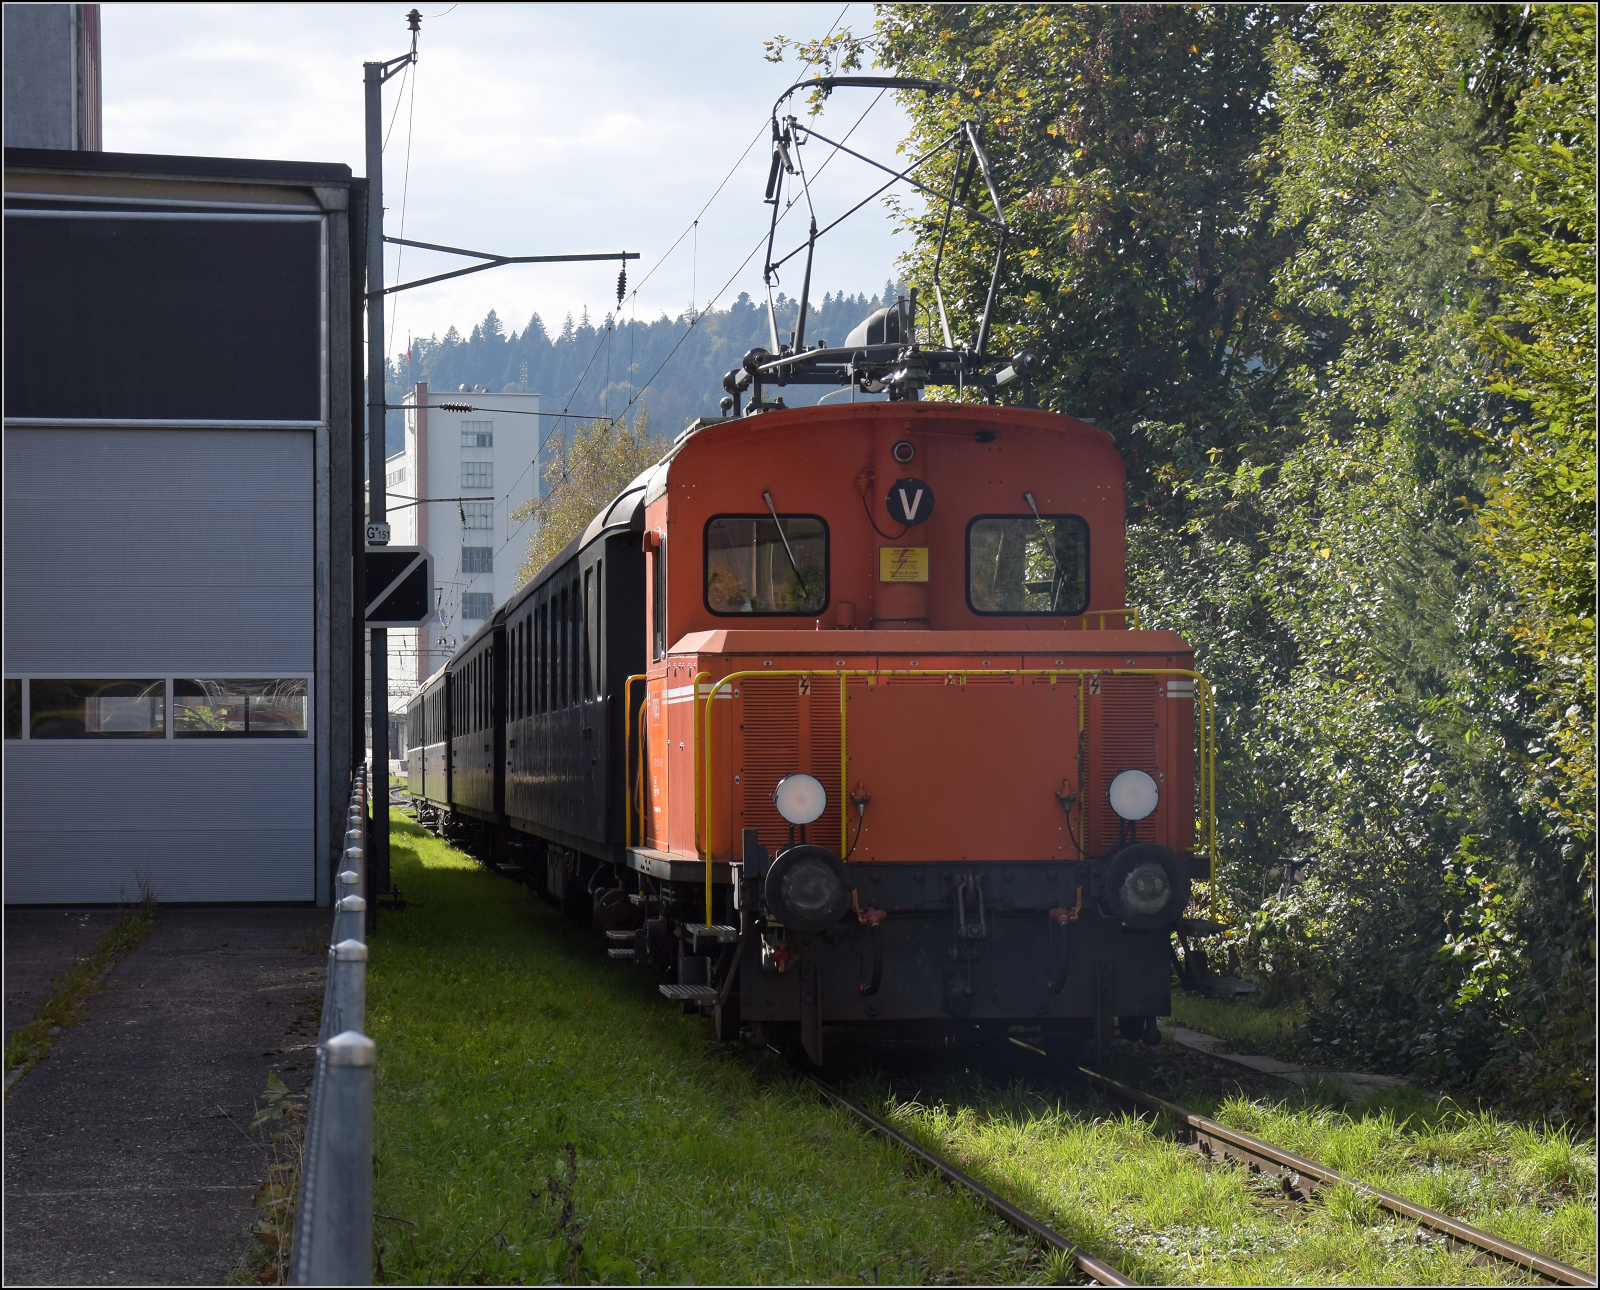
[699,667,1217,924]
[622,674,647,849]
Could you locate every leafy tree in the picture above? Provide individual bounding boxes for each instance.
[511,407,663,587]
[792,3,1592,1120]
[1469,2,1596,840]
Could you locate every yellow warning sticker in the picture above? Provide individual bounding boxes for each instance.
[879,546,929,582]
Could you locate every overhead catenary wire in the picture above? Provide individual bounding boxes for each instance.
[393,4,865,673]
[619,83,891,422]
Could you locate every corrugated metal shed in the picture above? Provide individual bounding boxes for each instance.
[3,147,363,905]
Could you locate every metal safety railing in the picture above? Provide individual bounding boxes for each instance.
[698,667,1217,924]
[290,763,375,1287]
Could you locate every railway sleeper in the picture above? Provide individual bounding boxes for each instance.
[1184,1132,1319,1204]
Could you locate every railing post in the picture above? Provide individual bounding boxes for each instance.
[333,894,366,946]
[293,1031,375,1287]
[325,939,368,1037]
[292,766,375,1285]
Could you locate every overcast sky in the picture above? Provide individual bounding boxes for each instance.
[101,2,911,362]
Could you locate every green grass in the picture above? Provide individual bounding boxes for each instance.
[1168,992,1306,1060]
[840,1062,1595,1285]
[368,814,1052,1285]
[367,815,1595,1285]
[1213,1087,1597,1274]
[4,887,159,1093]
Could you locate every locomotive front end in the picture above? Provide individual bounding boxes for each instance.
[632,401,1214,1066]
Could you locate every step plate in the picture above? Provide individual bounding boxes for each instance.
[658,984,718,1002]
[685,923,739,944]
[606,948,637,960]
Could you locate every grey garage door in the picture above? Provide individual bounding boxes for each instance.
[3,427,316,903]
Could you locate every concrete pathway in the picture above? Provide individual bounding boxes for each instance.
[4,907,328,1287]
[1162,1022,1409,1094]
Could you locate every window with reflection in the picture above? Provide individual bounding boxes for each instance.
[174,678,307,737]
[5,679,21,739]
[29,679,166,738]
[967,514,1090,615]
[705,515,828,615]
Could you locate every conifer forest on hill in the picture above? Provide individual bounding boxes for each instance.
[395,3,1595,1126]
[383,286,904,455]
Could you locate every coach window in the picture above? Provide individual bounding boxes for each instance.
[705,515,828,615]
[967,514,1090,615]
[518,620,528,719]
[4,679,20,739]
[582,569,593,699]
[535,603,545,714]
[174,679,308,736]
[554,586,566,708]
[29,679,166,738]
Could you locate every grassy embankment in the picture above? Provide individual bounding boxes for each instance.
[368,814,1049,1285]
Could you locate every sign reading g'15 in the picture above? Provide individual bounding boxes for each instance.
[365,546,434,626]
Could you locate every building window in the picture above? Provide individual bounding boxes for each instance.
[387,466,408,487]
[462,546,493,574]
[4,679,20,739]
[174,679,308,737]
[461,461,493,489]
[461,501,493,529]
[28,679,165,738]
[461,422,493,448]
[462,592,494,620]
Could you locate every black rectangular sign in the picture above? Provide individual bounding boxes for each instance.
[365,546,433,627]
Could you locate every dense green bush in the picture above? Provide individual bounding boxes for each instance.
[777,3,1593,1123]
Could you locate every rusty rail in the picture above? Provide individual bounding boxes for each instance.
[804,1073,1137,1287]
[1079,1067,1596,1287]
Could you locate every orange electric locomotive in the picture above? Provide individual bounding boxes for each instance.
[406,76,1216,1068]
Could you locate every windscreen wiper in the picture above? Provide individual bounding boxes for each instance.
[1024,490,1066,612]
[763,490,808,595]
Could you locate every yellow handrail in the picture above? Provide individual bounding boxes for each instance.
[693,671,712,923]
[622,673,647,850]
[699,667,1217,922]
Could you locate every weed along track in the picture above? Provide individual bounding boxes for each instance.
[1076,1067,1598,1288]
[804,1073,1138,1287]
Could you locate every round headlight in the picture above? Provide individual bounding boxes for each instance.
[1108,768,1159,821]
[773,772,827,825]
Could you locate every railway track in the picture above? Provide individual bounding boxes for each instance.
[804,1061,1594,1288]
[801,1072,1138,1287]
[1078,1066,1597,1288]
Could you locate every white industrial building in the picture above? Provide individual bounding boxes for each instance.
[385,383,544,689]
